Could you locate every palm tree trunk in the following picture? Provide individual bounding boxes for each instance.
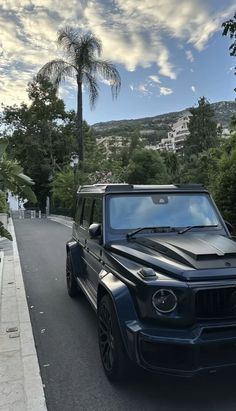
[77,76,84,166]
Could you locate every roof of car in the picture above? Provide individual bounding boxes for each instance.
[77,183,208,194]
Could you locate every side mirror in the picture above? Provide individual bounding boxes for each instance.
[89,223,101,238]
[225,220,234,234]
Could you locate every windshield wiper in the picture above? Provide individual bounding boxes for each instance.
[178,224,219,234]
[126,226,176,239]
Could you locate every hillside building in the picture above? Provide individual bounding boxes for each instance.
[157,111,192,153]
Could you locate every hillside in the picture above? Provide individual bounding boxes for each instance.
[92,101,236,145]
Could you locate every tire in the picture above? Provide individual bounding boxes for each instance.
[98,294,131,382]
[66,253,80,297]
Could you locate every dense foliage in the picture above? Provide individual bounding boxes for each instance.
[2,78,78,209]
[183,97,219,156]
[2,77,236,226]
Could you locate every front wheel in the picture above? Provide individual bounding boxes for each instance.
[98,294,131,381]
[66,253,80,297]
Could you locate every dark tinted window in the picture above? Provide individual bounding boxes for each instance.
[92,199,102,224]
[81,197,93,228]
[75,197,83,224]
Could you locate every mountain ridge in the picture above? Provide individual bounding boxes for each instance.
[92,100,236,144]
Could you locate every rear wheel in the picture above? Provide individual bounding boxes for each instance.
[98,294,131,381]
[66,253,80,297]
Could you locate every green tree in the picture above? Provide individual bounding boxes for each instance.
[183,97,219,156]
[2,78,75,208]
[120,130,144,167]
[52,167,87,216]
[181,148,221,187]
[38,27,121,164]
[125,149,168,184]
[210,133,236,226]
[160,151,181,183]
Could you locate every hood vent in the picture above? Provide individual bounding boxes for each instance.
[138,267,157,280]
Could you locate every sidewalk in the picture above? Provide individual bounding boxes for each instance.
[0,218,47,411]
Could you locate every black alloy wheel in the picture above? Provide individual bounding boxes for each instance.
[66,253,80,297]
[98,294,130,381]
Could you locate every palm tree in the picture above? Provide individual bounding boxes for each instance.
[38,27,121,165]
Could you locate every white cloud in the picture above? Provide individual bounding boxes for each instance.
[0,0,234,107]
[191,85,196,93]
[136,83,150,95]
[185,50,194,63]
[159,87,173,96]
[148,75,161,84]
[133,76,165,95]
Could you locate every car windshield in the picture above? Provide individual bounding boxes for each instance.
[108,193,220,231]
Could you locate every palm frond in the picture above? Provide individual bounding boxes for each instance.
[84,73,99,108]
[17,173,34,186]
[38,60,76,87]
[0,160,37,203]
[0,140,8,159]
[81,33,102,57]
[58,27,81,54]
[74,33,102,70]
[17,185,37,204]
[0,222,12,241]
[93,60,121,98]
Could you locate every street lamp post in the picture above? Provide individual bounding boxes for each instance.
[70,154,79,218]
[70,154,79,181]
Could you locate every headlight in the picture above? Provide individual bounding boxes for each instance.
[152,289,177,313]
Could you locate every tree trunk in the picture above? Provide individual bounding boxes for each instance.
[76,76,84,166]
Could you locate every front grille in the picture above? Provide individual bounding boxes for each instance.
[195,286,236,319]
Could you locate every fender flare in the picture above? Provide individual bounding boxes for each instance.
[97,271,139,358]
[66,240,83,277]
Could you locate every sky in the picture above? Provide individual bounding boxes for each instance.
[0,0,235,125]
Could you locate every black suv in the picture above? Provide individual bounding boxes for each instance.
[66,183,236,381]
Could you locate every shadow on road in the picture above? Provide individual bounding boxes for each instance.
[73,295,236,411]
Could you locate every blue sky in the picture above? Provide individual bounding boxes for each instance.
[0,0,235,124]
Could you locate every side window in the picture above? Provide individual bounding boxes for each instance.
[81,198,93,229]
[91,199,102,224]
[75,197,83,224]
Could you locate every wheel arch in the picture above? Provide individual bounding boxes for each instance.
[97,272,139,358]
[66,240,82,277]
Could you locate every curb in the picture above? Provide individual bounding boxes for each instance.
[1,218,47,410]
[48,216,74,229]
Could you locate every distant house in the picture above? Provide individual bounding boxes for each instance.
[157,111,192,153]
[8,192,25,210]
[221,127,230,139]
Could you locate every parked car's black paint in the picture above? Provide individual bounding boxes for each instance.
[66,184,236,380]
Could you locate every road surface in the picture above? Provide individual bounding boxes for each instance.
[14,218,236,411]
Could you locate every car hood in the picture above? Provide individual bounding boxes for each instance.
[106,233,236,281]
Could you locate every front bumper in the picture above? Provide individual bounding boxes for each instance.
[125,321,236,376]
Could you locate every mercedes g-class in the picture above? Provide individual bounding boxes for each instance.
[66,184,236,381]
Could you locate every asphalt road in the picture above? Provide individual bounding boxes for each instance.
[14,218,236,411]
